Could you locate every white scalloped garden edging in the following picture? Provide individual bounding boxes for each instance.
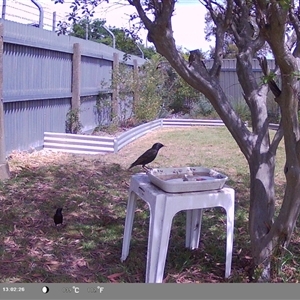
[43,119,232,154]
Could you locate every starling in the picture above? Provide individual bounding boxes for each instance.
[129,142,164,170]
[53,208,63,226]
[188,52,195,67]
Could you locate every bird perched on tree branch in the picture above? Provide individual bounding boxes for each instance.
[53,208,63,226]
[188,52,196,67]
[129,143,164,171]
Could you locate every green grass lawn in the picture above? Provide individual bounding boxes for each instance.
[0,126,299,283]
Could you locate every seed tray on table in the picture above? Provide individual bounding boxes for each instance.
[147,166,228,193]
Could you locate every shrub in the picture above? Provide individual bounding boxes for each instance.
[65,108,82,134]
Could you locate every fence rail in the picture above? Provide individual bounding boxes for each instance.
[269,123,279,131]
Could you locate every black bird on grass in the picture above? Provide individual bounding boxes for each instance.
[129,142,164,170]
[53,208,63,226]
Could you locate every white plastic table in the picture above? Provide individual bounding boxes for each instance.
[121,173,235,283]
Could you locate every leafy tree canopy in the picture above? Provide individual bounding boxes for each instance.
[55,7,156,59]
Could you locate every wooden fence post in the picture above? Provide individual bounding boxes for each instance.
[68,42,81,133]
[112,52,119,122]
[133,59,139,116]
[72,43,81,111]
[0,23,10,179]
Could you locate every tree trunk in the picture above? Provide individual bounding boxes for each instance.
[247,86,300,280]
[248,152,276,281]
[247,152,300,281]
[129,0,300,282]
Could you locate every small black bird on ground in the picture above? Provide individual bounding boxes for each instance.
[53,208,63,226]
[129,142,164,171]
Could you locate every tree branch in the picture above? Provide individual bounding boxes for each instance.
[130,0,154,30]
[270,119,284,156]
[288,5,300,57]
[202,0,234,79]
[258,56,281,97]
[131,0,254,159]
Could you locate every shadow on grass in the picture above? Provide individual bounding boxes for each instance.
[0,158,292,283]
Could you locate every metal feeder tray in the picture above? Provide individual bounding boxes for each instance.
[147,166,228,193]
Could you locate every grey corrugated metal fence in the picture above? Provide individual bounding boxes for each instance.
[1,19,145,156]
[204,59,276,103]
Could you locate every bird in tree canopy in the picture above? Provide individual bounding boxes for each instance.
[188,52,196,67]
